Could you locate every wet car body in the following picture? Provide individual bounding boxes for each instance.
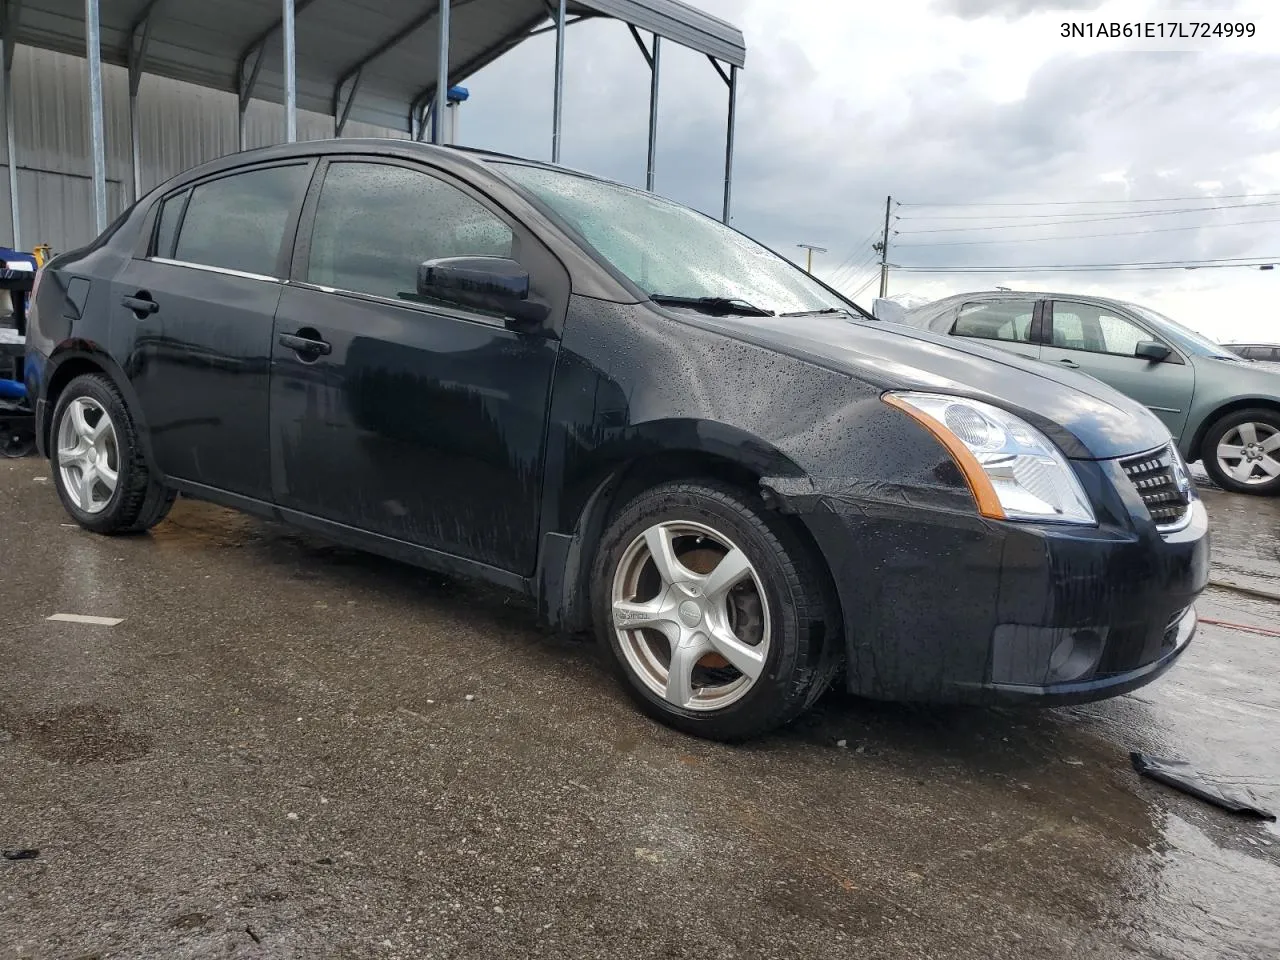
[896,291,1280,496]
[23,140,1208,727]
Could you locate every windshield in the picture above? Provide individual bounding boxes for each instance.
[493,162,853,316]
[1124,302,1240,359]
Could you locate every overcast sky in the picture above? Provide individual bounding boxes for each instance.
[456,0,1279,343]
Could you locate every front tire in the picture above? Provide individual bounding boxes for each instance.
[590,480,840,742]
[1200,408,1280,495]
[50,373,176,534]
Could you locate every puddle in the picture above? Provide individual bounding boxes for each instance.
[0,704,152,764]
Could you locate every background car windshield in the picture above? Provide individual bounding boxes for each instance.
[1125,302,1239,359]
[495,163,851,316]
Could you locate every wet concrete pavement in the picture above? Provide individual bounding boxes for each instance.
[2,455,1278,960]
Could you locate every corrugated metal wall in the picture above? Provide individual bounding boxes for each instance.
[0,45,404,253]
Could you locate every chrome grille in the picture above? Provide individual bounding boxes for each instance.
[1120,444,1191,529]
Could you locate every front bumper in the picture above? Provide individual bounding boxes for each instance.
[794,465,1210,706]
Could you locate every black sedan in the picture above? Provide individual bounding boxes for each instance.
[23,140,1208,740]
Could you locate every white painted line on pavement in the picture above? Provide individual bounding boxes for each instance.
[46,614,124,626]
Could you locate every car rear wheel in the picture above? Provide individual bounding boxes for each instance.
[50,373,176,533]
[591,480,840,741]
[1200,408,1280,496]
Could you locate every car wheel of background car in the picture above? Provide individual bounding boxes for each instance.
[50,373,176,534]
[591,480,841,742]
[1200,407,1280,496]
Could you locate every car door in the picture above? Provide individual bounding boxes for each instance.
[947,298,1044,361]
[114,160,312,502]
[269,157,565,575]
[1039,300,1196,439]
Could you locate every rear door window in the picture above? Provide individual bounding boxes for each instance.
[171,165,309,277]
[952,301,1037,343]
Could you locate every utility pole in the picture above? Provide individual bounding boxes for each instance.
[797,243,827,274]
[876,195,892,297]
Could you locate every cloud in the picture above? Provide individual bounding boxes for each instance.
[455,0,1280,340]
[932,0,1105,20]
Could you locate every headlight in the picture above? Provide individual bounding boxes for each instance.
[883,392,1096,525]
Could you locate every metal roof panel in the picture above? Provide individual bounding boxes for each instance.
[8,0,744,132]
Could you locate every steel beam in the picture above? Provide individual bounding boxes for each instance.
[234,0,319,74]
[646,35,660,192]
[333,68,362,137]
[551,0,565,162]
[233,0,318,145]
[282,0,296,142]
[628,24,652,68]
[1,0,20,249]
[238,47,264,150]
[85,0,107,234]
[332,6,440,121]
[722,64,737,224]
[407,5,545,131]
[127,17,151,202]
[433,0,449,145]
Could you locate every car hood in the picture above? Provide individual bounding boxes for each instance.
[691,311,1173,460]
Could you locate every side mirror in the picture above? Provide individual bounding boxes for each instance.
[416,256,549,329]
[1135,341,1172,363]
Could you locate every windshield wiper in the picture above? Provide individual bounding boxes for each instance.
[782,304,878,321]
[650,295,775,317]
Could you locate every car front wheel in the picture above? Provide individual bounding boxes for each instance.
[591,480,840,742]
[1200,408,1280,495]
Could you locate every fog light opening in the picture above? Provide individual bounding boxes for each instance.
[1048,629,1104,684]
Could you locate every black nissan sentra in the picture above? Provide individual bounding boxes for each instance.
[23,141,1209,741]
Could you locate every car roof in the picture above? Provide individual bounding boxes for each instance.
[917,290,1137,310]
[148,138,624,201]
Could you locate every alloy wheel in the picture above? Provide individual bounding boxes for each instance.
[57,397,120,514]
[1216,421,1280,485]
[610,520,771,712]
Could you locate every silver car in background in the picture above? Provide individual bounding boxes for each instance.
[893,291,1280,496]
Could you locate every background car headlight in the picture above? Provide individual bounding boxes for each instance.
[883,392,1096,525]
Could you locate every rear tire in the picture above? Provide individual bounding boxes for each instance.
[49,373,176,534]
[590,479,841,742]
[1200,408,1280,496]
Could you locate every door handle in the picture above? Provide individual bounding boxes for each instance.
[122,294,158,316]
[278,332,332,357]
[1057,358,1080,369]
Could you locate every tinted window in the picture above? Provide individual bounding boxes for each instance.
[153,191,186,259]
[952,301,1036,342]
[173,165,308,276]
[306,162,514,302]
[1051,302,1155,357]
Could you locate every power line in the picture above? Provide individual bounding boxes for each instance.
[827,227,884,278]
[839,264,880,294]
[896,201,1280,234]
[890,255,1279,274]
[848,274,879,299]
[899,192,1280,208]
[894,216,1280,248]
[831,250,881,287]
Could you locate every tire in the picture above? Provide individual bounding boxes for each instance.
[49,373,176,534]
[1199,407,1280,496]
[590,479,841,742]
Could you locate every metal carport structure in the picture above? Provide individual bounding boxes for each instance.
[0,0,745,247]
